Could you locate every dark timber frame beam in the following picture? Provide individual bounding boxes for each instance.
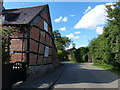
[26,27,30,66]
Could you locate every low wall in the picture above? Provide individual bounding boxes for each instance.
[26,64,55,81]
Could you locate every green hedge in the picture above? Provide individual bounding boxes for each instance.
[88,1,120,69]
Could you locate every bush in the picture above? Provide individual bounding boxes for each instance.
[74,47,89,63]
[1,27,14,64]
[88,1,120,69]
[58,50,69,61]
[83,54,88,62]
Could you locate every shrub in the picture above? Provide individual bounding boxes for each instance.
[1,27,14,64]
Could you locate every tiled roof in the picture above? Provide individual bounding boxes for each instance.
[3,5,47,25]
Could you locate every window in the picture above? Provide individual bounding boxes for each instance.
[44,21,48,31]
[44,46,49,57]
[41,30,45,37]
[0,15,5,25]
[5,13,20,21]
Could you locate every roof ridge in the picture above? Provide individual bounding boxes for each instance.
[5,4,48,11]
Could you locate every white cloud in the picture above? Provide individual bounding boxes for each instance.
[62,17,68,22]
[60,27,66,31]
[96,26,104,35]
[75,44,87,49]
[105,3,115,9]
[54,16,68,22]
[74,4,110,29]
[66,33,80,39]
[75,45,87,49]
[75,46,79,49]
[66,33,74,39]
[70,14,75,17]
[79,45,87,47]
[74,31,81,34]
[65,44,74,50]
[54,16,63,22]
[83,6,92,14]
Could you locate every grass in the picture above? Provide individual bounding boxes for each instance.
[92,63,120,76]
[62,60,77,63]
[68,60,76,63]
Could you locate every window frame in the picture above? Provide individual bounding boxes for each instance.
[0,15,5,24]
[44,46,49,57]
[44,20,48,31]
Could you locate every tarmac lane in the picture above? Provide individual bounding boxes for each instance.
[52,62,119,90]
[12,62,119,90]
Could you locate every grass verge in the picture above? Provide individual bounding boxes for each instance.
[92,63,120,76]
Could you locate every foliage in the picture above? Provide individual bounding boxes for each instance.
[93,63,120,75]
[74,48,81,62]
[57,50,69,61]
[53,30,72,61]
[74,47,89,63]
[53,30,71,50]
[1,27,14,64]
[88,1,120,69]
[70,50,76,62]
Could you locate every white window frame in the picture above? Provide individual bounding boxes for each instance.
[44,46,49,57]
[0,15,5,25]
[44,21,48,31]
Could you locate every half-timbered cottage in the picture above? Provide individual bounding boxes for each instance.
[3,4,61,80]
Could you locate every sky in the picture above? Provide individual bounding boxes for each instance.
[3,2,115,49]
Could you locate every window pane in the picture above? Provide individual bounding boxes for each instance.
[0,15,5,25]
[44,21,48,31]
[44,46,49,57]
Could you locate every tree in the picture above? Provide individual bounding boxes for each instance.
[88,1,120,69]
[1,27,14,64]
[53,30,72,61]
[53,30,71,50]
[74,47,89,62]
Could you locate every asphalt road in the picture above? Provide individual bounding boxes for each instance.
[53,62,119,89]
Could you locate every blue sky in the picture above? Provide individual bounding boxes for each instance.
[3,2,114,49]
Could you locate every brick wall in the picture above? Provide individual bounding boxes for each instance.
[9,7,60,66]
[10,30,26,63]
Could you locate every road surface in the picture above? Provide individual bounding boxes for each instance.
[53,62,119,89]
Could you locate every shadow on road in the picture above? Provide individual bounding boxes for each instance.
[55,62,119,84]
